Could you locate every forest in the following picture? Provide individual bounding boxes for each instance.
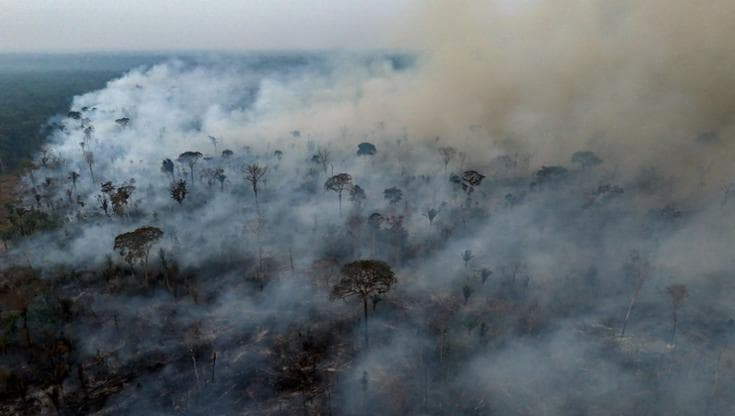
[0,52,733,415]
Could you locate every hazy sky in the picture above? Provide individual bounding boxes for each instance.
[0,0,418,52]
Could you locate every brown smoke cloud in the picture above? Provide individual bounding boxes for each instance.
[391,0,735,191]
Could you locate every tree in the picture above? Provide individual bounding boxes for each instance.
[357,142,377,156]
[325,173,352,214]
[438,146,457,172]
[331,260,396,348]
[312,148,331,175]
[461,250,474,268]
[170,180,187,204]
[666,284,688,346]
[221,149,233,158]
[383,187,403,205]
[67,171,80,194]
[113,226,163,286]
[214,168,226,190]
[161,158,174,181]
[620,251,650,337]
[423,207,440,226]
[177,151,203,185]
[83,151,95,183]
[110,185,135,217]
[350,185,366,207]
[208,135,220,153]
[244,163,268,208]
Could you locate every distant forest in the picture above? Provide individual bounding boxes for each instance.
[0,53,172,172]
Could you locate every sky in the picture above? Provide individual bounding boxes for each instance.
[0,0,418,52]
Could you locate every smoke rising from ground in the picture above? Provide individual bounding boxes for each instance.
[2,1,735,415]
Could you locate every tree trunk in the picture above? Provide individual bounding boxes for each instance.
[363,297,369,349]
[670,306,679,345]
[620,279,644,336]
[338,192,342,215]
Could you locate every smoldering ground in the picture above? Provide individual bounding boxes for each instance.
[2,1,735,415]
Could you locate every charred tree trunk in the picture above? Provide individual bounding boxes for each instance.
[363,297,369,349]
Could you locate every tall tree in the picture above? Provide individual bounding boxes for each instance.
[325,173,352,214]
[113,226,164,286]
[331,260,396,348]
[177,151,203,185]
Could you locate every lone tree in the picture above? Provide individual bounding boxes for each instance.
[113,226,163,286]
[331,260,396,348]
[325,173,352,214]
[667,284,688,346]
[244,163,268,208]
[357,142,377,156]
[177,151,203,185]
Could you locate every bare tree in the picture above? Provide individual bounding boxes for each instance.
[244,163,268,208]
[208,135,220,153]
[331,259,396,348]
[113,226,164,286]
[325,173,352,214]
[312,148,331,175]
[620,251,651,337]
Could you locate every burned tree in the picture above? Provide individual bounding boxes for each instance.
[113,226,163,286]
[170,180,188,204]
[244,163,268,208]
[666,284,688,346]
[325,173,352,214]
[331,260,396,348]
[177,151,203,185]
[111,184,135,217]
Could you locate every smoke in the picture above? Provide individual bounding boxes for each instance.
[3,1,735,415]
[396,0,735,191]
